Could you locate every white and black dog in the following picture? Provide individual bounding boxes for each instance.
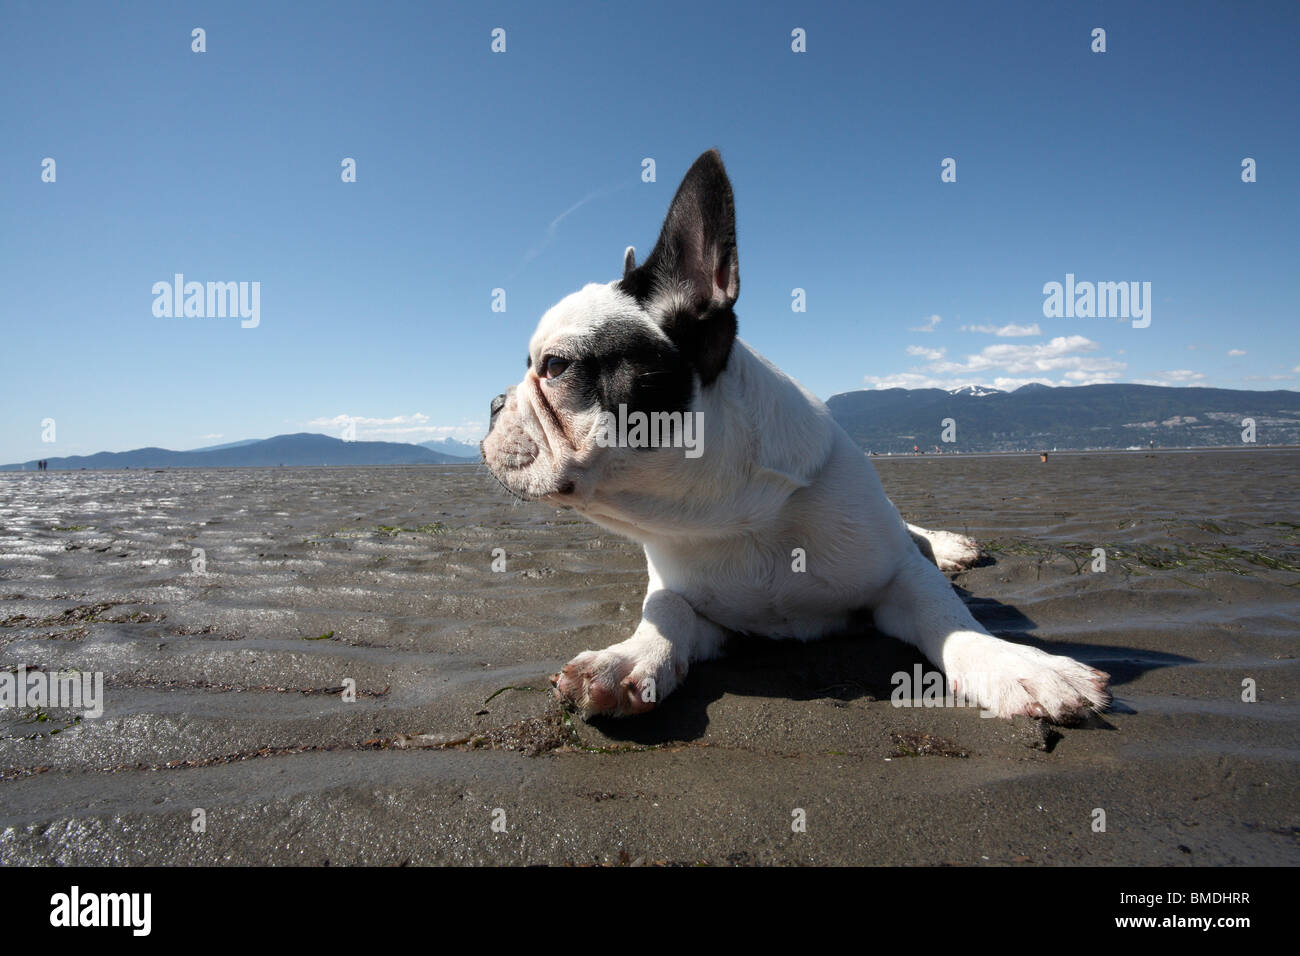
[482,150,1110,723]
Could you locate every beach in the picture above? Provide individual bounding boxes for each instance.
[0,449,1296,865]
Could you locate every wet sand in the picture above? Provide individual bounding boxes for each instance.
[0,449,1296,865]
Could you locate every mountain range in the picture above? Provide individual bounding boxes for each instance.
[418,437,482,457]
[2,433,479,471]
[5,383,1297,469]
[826,383,1300,453]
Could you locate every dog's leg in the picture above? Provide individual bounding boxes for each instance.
[553,588,727,718]
[906,522,981,571]
[872,554,1109,722]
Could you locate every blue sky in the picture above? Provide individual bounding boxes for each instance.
[2,0,1297,462]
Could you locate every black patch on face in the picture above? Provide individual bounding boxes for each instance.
[656,303,737,387]
[564,321,694,422]
[615,287,738,389]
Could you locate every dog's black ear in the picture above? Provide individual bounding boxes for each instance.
[619,149,739,386]
[641,150,739,309]
[623,245,636,277]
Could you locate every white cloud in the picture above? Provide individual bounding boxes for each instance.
[309,412,429,429]
[988,376,1061,390]
[959,322,1042,337]
[864,335,1125,390]
[905,344,946,360]
[1227,349,1246,357]
[858,372,943,390]
[1136,369,1207,386]
[860,373,1059,391]
[931,335,1125,377]
[306,413,485,442]
[909,314,942,333]
[200,433,223,440]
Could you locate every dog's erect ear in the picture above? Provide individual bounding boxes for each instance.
[623,245,636,277]
[640,149,739,309]
[619,149,739,386]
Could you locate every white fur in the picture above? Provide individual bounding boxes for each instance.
[490,284,1110,724]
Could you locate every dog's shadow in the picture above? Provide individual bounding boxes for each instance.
[585,585,1193,746]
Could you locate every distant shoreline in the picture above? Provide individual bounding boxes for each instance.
[869,444,1300,461]
[4,445,1298,473]
[1,461,483,473]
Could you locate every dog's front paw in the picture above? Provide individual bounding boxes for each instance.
[944,633,1110,723]
[551,641,675,718]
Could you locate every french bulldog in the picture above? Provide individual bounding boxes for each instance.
[481,150,1110,723]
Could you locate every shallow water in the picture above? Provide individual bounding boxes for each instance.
[0,450,1296,865]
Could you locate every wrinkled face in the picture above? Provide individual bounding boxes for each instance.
[482,149,741,517]
[480,282,694,503]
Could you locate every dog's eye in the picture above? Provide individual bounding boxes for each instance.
[542,355,570,379]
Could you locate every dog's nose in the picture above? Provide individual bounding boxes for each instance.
[489,393,506,429]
